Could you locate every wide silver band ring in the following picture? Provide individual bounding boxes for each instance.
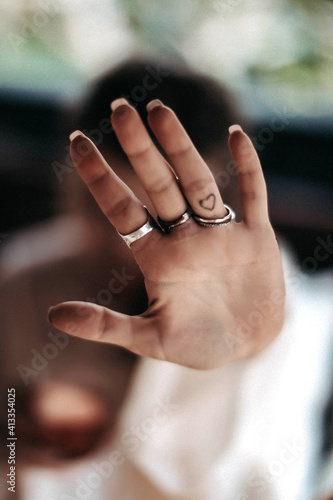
[158,207,193,233]
[117,206,158,247]
[193,204,236,227]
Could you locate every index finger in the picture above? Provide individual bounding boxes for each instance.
[69,131,148,236]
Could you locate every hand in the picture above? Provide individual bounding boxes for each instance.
[48,98,285,369]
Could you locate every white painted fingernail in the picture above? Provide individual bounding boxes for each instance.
[146,99,163,112]
[69,130,84,142]
[111,98,129,111]
[228,124,243,135]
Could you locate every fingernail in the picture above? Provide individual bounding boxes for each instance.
[48,306,55,323]
[146,99,163,112]
[228,124,243,135]
[111,97,129,112]
[69,130,85,142]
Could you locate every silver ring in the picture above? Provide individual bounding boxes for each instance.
[117,207,158,247]
[158,207,193,233]
[193,204,236,227]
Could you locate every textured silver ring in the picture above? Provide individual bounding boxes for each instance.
[117,206,158,247]
[158,207,193,233]
[193,204,236,227]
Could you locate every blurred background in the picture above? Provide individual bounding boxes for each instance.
[0,1,333,499]
[0,0,332,269]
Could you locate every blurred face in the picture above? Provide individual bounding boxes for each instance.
[80,155,153,308]
[81,147,240,293]
[108,148,240,224]
[111,159,156,214]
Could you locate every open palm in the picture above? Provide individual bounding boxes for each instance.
[49,99,285,369]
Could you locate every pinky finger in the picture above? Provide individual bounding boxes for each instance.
[228,125,270,227]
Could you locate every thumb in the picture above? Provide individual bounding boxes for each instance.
[48,301,162,359]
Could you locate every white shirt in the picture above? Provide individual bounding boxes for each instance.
[107,245,333,500]
[18,244,333,500]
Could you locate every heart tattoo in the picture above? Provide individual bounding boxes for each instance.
[199,194,216,211]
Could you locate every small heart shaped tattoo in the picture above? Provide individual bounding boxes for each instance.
[199,193,216,211]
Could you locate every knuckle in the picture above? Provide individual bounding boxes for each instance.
[127,142,153,159]
[168,142,192,159]
[240,189,257,201]
[104,196,134,219]
[240,189,265,201]
[185,177,215,194]
[147,174,175,194]
[86,169,109,187]
[238,167,256,177]
[98,308,109,341]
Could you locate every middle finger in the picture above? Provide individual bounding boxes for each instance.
[111,98,187,222]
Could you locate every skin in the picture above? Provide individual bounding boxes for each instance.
[48,98,285,370]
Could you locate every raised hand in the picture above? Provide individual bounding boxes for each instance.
[48,98,285,369]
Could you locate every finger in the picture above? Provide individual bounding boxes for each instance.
[228,125,269,226]
[110,98,187,222]
[48,302,165,360]
[69,131,149,237]
[147,100,227,218]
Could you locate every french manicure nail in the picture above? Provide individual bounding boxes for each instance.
[69,130,84,142]
[111,97,129,112]
[48,306,55,323]
[228,124,243,135]
[146,99,163,112]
